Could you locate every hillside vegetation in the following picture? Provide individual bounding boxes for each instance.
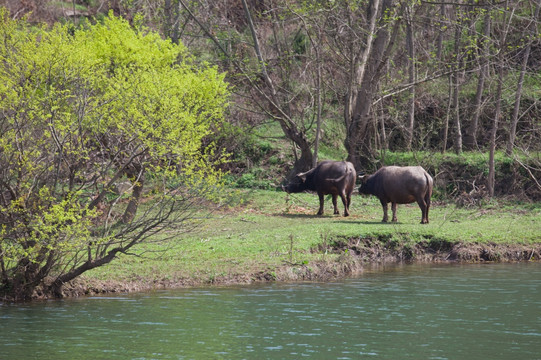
[1,1,540,300]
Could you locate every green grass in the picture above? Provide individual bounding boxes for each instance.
[82,189,541,285]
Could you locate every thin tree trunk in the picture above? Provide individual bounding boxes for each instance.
[506,45,530,155]
[489,63,504,197]
[379,102,387,151]
[405,5,416,150]
[442,74,453,153]
[313,49,322,167]
[452,16,463,154]
[436,3,446,60]
[304,23,323,168]
[344,7,356,134]
[241,0,273,92]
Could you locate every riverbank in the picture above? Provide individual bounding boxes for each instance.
[52,189,540,299]
[60,240,541,298]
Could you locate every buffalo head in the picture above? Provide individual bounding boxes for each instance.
[358,175,371,195]
[282,172,309,193]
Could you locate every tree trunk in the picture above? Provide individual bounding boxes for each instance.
[452,16,463,154]
[506,45,530,155]
[436,3,446,60]
[345,0,398,169]
[489,0,513,197]
[122,167,144,224]
[344,0,381,143]
[50,246,123,298]
[405,5,416,150]
[310,26,323,168]
[442,74,453,153]
[465,8,491,150]
[163,0,182,44]
[506,0,540,155]
[489,63,504,197]
[379,102,387,152]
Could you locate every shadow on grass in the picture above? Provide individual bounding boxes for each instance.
[274,213,327,219]
[337,221,399,225]
[274,213,395,225]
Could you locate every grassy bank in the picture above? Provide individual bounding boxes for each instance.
[70,189,541,296]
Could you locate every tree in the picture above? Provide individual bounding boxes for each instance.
[290,5,325,167]
[0,11,229,301]
[177,0,326,176]
[239,0,315,173]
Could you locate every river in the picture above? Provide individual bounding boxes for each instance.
[1,263,540,359]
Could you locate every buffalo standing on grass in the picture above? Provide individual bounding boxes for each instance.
[283,161,356,217]
[358,166,433,224]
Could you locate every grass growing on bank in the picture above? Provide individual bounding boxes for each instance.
[81,189,541,288]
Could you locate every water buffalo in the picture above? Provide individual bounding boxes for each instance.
[358,166,433,224]
[283,161,356,216]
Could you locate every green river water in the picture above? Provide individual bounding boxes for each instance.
[1,262,540,359]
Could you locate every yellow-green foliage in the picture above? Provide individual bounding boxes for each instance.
[0,9,229,297]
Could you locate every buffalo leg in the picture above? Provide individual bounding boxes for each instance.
[416,196,428,224]
[317,193,325,215]
[424,192,431,224]
[380,200,389,222]
[340,192,349,217]
[391,202,398,222]
[332,194,340,215]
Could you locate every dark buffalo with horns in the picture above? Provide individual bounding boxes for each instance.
[358,166,433,224]
[283,161,356,216]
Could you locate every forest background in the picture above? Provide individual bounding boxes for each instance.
[4,0,540,193]
[0,0,540,301]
